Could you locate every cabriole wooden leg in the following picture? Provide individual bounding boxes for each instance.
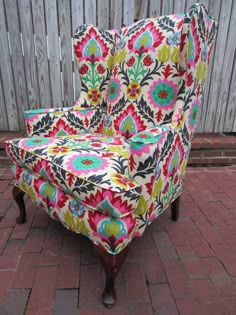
[94,245,129,308]
[171,195,180,221]
[12,186,26,224]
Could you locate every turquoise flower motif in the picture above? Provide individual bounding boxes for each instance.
[24,138,52,148]
[189,102,199,130]
[168,149,180,174]
[67,154,108,174]
[39,183,57,203]
[167,31,181,46]
[98,218,126,238]
[148,79,177,110]
[69,199,85,216]
[98,199,116,216]
[107,79,121,103]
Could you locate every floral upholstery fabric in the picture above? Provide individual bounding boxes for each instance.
[6,4,217,254]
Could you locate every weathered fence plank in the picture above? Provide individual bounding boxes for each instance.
[110,0,122,29]
[18,0,39,111]
[4,0,28,129]
[149,0,161,17]
[0,0,19,130]
[97,0,109,29]
[31,0,51,108]
[58,0,74,107]
[72,0,84,101]
[84,0,96,24]
[123,0,135,26]
[161,0,174,15]
[45,0,62,108]
[173,0,186,14]
[0,70,8,130]
[204,0,233,132]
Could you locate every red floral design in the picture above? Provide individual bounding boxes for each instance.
[47,118,77,137]
[143,55,153,66]
[79,64,89,74]
[97,64,106,74]
[126,56,135,67]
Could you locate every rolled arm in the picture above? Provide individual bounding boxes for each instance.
[24,106,104,137]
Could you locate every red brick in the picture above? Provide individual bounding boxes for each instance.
[202,257,236,297]
[80,237,99,265]
[0,206,18,228]
[62,230,80,252]
[163,260,194,299]
[223,296,236,314]
[53,289,78,315]
[24,228,46,252]
[129,303,153,315]
[78,307,104,315]
[2,239,24,255]
[43,220,64,251]
[79,264,103,306]
[214,192,234,208]
[207,216,231,230]
[0,270,14,303]
[219,230,236,246]
[191,240,215,258]
[152,231,178,260]
[191,279,218,301]
[211,243,236,259]
[32,208,50,227]
[56,252,80,289]
[27,266,58,310]
[10,201,37,240]
[103,305,130,315]
[165,222,190,247]
[176,299,202,315]
[0,199,13,216]
[149,283,178,314]
[40,249,61,266]
[0,227,12,254]
[0,289,30,314]
[0,180,9,193]
[0,252,19,270]
[10,253,40,288]
[200,300,228,315]
[194,219,223,244]
[25,310,51,315]
[203,150,223,157]
[221,257,236,276]
[181,201,205,220]
[124,262,150,303]
[141,247,167,284]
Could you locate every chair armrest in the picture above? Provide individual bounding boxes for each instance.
[24,106,104,137]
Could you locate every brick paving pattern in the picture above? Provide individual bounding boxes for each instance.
[0,165,236,314]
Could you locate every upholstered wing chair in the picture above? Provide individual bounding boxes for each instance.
[5,4,217,308]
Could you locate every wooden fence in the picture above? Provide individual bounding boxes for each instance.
[0,0,235,132]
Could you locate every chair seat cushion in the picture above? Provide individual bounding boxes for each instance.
[6,134,141,218]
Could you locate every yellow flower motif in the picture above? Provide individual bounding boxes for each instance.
[107,55,114,70]
[48,145,72,155]
[136,195,149,215]
[180,159,187,177]
[63,210,90,234]
[102,127,115,136]
[171,47,180,63]
[151,178,163,198]
[196,62,207,81]
[157,45,170,62]
[114,48,127,64]
[87,88,101,106]
[103,219,123,237]
[107,145,129,158]
[21,182,37,202]
[127,82,141,101]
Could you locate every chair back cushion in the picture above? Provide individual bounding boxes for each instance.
[102,15,185,138]
[73,25,116,109]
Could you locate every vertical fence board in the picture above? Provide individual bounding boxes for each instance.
[137,0,148,20]
[84,0,96,24]
[45,0,62,108]
[0,0,19,130]
[173,0,186,14]
[224,52,236,132]
[18,0,39,111]
[204,0,232,132]
[0,70,8,130]
[161,0,174,15]
[97,0,109,29]
[149,0,161,17]
[58,0,73,107]
[31,0,51,108]
[72,0,83,101]
[110,0,122,29]
[123,0,135,25]
[5,0,28,129]
[215,0,236,132]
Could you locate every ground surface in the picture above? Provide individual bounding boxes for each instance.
[0,166,236,314]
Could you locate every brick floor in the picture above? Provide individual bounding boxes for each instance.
[0,166,236,314]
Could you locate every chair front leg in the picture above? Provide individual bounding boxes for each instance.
[94,245,129,308]
[12,186,26,224]
[171,195,180,221]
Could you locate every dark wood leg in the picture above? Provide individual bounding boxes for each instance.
[12,186,26,224]
[94,245,129,308]
[171,195,180,221]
